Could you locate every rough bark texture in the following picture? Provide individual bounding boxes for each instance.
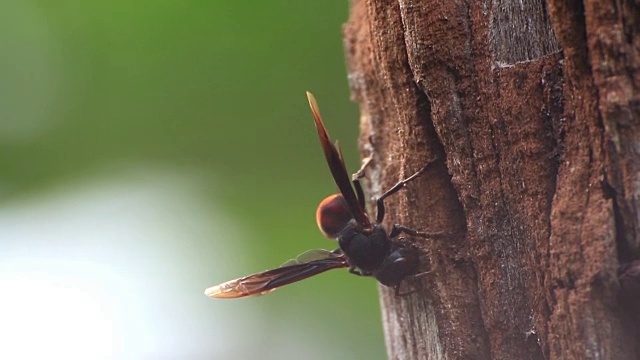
[343,0,640,359]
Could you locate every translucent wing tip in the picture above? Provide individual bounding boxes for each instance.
[204,279,244,299]
[306,91,318,113]
[204,283,228,298]
[306,91,325,132]
[204,279,277,299]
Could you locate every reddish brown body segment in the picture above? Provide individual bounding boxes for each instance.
[316,194,352,238]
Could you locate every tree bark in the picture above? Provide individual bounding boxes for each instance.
[343,0,640,359]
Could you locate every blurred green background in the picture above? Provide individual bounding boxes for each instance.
[0,1,387,359]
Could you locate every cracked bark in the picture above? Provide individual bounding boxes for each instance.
[343,0,640,359]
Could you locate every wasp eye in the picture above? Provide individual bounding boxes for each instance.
[316,194,353,239]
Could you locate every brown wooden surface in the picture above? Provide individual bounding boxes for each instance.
[343,0,640,359]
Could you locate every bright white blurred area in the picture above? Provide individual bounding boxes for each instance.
[0,169,340,360]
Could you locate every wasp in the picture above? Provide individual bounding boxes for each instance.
[205,92,440,298]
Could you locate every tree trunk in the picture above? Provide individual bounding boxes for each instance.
[343,0,640,359]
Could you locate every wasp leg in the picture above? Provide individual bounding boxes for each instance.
[394,270,431,297]
[352,155,373,181]
[349,266,365,276]
[375,158,438,223]
[394,281,417,297]
[352,155,374,211]
[389,224,454,239]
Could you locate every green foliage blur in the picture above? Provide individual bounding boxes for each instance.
[0,1,386,359]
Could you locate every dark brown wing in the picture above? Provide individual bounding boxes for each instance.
[204,249,348,299]
[306,92,370,227]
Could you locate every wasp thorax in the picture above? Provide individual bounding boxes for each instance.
[316,194,353,239]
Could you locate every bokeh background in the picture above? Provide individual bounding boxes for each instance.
[0,1,387,359]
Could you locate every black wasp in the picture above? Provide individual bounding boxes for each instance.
[205,92,439,298]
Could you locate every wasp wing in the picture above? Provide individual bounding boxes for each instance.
[281,248,344,266]
[205,249,348,299]
[306,92,370,227]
